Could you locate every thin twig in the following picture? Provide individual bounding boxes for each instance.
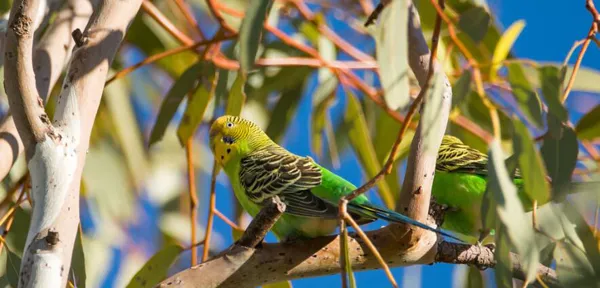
[0,173,28,211]
[0,179,28,253]
[186,137,198,266]
[174,0,206,40]
[428,0,501,140]
[214,209,244,231]
[343,204,398,287]
[338,199,350,288]
[141,0,194,45]
[202,161,218,262]
[562,8,598,103]
[205,0,236,33]
[105,34,237,85]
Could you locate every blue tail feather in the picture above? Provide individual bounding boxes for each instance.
[347,202,463,243]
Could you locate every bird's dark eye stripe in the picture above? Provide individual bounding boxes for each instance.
[223,136,234,144]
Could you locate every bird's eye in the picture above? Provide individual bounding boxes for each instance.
[226,122,234,128]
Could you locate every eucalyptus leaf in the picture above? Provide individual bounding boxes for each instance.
[575,104,600,140]
[490,20,525,82]
[540,126,578,200]
[226,75,247,116]
[345,91,394,208]
[340,225,356,288]
[177,79,214,145]
[376,0,410,110]
[506,63,543,128]
[420,71,448,157]
[465,265,484,288]
[511,116,550,203]
[126,245,183,288]
[538,66,568,122]
[70,226,87,288]
[494,225,512,288]
[555,240,596,286]
[5,247,20,288]
[487,139,538,283]
[239,0,272,74]
[263,281,293,288]
[458,6,490,43]
[523,63,600,94]
[266,82,306,142]
[149,62,204,146]
[452,70,472,109]
[562,204,600,277]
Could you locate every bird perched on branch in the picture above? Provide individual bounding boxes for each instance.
[432,135,520,243]
[432,135,594,243]
[209,115,461,242]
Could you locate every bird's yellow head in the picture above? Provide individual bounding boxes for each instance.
[209,115,271,167]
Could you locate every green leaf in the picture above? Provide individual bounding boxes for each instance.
[494,225,512,288]
[458,6,490,43]
[239,0,272,74]
[538,65,568,122]
[376,0,410,110]
[126,245,183,288]
[266,84,305,143]
[149,62,204,146]
[452,70,472,109]
[487,139,538,282]
[125,15,197,77]
[225,74,247,116]
[374,112,414,198]
[232,227,244,242]
[5,247,21,288]
[522,63,600,94]
[511,117,550,203]
[176,76,215,145]
[248,67,311,102]
[479,187,496,238]
[538,242,556,268]
[345,91,394,208]
[70,226,87,288]
[0,0,12,14]
[465,266,484,288]
[506,63,543,128]
[263,281,293,288]
[104,74,149,188]
[562,204,600,277]
[540,126,578,200]
[310,75,338,165]
[555,240,596,286]
[575,104,600,140]
[340,224,356,288]
[490,20,525,82]
[6,207,31,254]
[420,71,447,157]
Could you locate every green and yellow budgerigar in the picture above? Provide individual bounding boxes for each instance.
[209,115,460,241]
[432,135,530,242]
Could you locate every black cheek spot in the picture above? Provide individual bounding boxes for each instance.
[227,148,231,154]
[221,155,224,160]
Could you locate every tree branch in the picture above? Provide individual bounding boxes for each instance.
[158,215,558,287]
[0,0,93,181]
[393,0,452,245]
[4,0,53,154]
[5,0,142,286]
[238,196,286,248]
